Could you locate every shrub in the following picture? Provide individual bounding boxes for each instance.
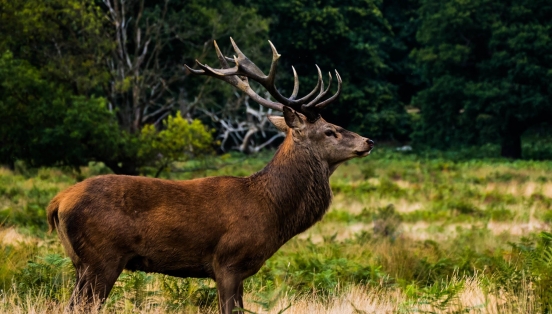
[138,112,215,177]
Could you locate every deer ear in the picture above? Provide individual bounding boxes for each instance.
[267,115,289,133]
[282,106,305,130]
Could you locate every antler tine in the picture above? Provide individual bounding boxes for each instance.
[213,40,230,69]
[193,60,234,77]
[229,37,247,59]
[253,40,298,106]
[289,66,299,100]
[184,63,204,75]
[304,71,332,108]
[292,65,322,104]
[314,70,342,109]
[266,40,281,85]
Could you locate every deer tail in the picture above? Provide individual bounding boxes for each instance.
[46,195,61,233]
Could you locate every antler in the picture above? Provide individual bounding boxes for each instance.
[185,38,342,122]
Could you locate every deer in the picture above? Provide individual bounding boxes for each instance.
[46,38,374,314]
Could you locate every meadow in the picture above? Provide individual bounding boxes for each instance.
[1,147,552,313]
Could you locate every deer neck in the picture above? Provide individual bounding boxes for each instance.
[251,136,333,243]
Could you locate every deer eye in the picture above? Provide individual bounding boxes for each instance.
[324,129,337,137]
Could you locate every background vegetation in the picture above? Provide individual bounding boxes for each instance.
[1,0,551,174]
[1,0,551,312]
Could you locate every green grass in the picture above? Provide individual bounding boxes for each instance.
[1,148,552,313]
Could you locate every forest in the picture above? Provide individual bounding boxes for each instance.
[1,0,552,313]
[1,0,551,175]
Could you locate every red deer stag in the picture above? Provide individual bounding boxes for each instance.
[47,38,374,314]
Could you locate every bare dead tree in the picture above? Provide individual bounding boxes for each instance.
[101,0,271,136]
[102,0,189,133]
[235,100,285,153]
[200,91,285,153]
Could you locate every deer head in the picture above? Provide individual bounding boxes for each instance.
[185,38,374,171]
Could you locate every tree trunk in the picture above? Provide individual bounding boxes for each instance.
[500,133,522,159]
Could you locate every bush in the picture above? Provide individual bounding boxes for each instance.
[138,112,215,177]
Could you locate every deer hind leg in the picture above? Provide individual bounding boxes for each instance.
[216,272,244,314]
[68,259,125,311]
[237,281,244,311]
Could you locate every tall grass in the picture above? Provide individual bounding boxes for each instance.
[1,148,551,313]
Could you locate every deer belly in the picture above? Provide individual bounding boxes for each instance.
[124,254,214,279]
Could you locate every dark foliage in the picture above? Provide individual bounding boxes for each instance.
[412,0,552,158]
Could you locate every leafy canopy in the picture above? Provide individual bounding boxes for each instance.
[412,0,552,158]
[0,51,119,168]
[234,0,412,140]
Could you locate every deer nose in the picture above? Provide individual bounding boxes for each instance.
[367,139,374,146]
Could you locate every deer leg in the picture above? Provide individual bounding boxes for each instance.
[68,260,124,311]
[216,273,244,314]
[66,271,83,312]
[68,265,94,310]
[236,280,244,311]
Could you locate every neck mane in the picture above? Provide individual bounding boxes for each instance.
[249,134,333,242]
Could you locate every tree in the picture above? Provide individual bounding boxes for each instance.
[0,0,122,170]
[96,0,270,173]
[0,51,120,169]
[381,0,421,107]
[0,0,270,174]
[203,99,285,154]
[0,0,112,94]
[233,0,411,140]
[412,0,552,158]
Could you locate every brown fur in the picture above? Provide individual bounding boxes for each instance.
[47,111,373,313]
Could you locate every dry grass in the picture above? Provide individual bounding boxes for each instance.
[0,228,34,246]
[0,276,541,314]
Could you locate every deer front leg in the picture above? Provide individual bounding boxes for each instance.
[237,281,244,310]
[216,273,243,314]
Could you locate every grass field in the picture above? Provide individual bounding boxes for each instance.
[1,148,552,313]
